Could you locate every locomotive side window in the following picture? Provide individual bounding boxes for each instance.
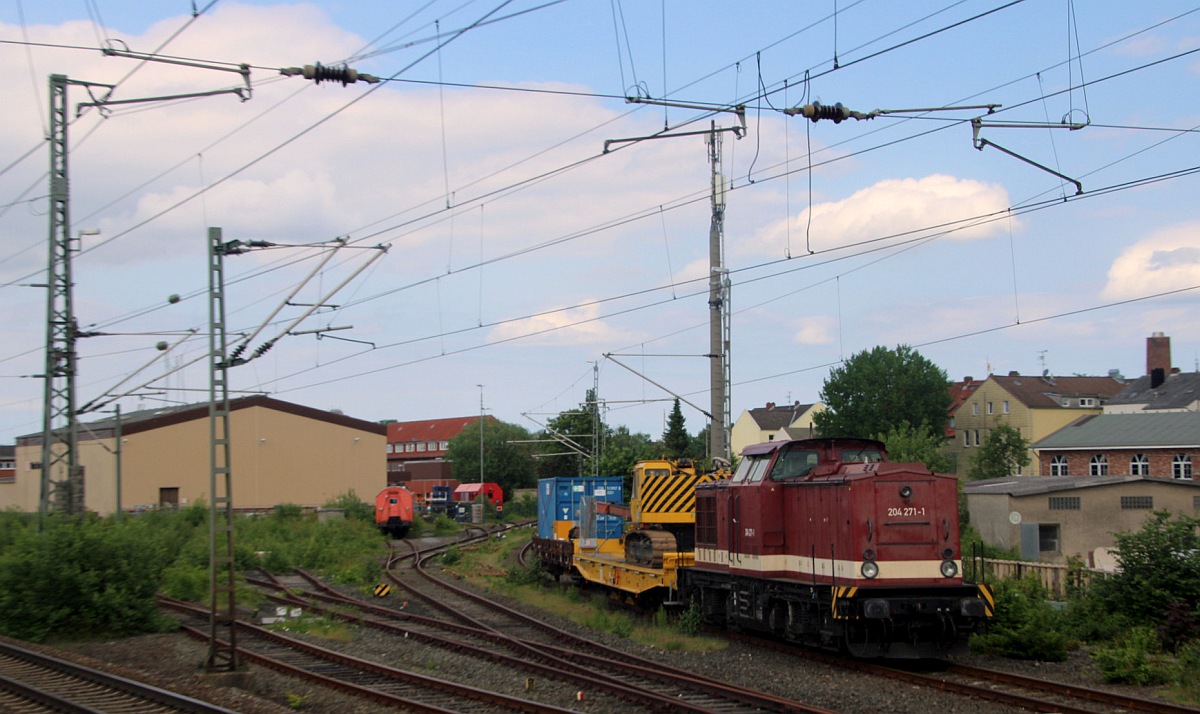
[746,457,769,483]
[840,448,884,463]
[730,457,755,482]
[770,450,819,480]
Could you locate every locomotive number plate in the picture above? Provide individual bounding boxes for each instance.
[887,507,926,517]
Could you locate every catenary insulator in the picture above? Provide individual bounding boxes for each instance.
[281,63,380,85]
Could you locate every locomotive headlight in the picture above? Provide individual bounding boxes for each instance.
[940,559,959,578]
[861,561,879,579]
[899,485,913,499]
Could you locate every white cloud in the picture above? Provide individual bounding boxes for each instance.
[738,174,1012,260]
[1102,222,1200,300]
[792,316,836,345]
[487,302,629,347]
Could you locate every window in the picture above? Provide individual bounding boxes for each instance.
[416,442,427,452]
[1194,495,1200,510]
[974,430,981,446]
[405,443,415,453]
[1050,455,1068,476]
[964,432,971,448]
[1038,524,1060,553]
[987,401,994,415]
[1080,397,1096,407]
[1003,400,1010,414]
[1173,454,1193,480]
[1089,454,1108,476]
[972,402,979,416]
[1049,496,1080,510]
[440,441,450,450]
[1130,454,1149,476]
[770,450,820,480]
[746,457,769,483]
[1121,496,1153,510]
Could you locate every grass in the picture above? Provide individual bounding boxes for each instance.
[267,614,355,642]
[443,530,726,653]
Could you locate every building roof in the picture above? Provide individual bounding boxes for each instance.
[17,395,386,445]
[386,415,493,443]
[1106,371,1200,411]
[1030,412,1200,451]
[745,402,815,431]
[964,474,1200,498]
[987,373,1126,409]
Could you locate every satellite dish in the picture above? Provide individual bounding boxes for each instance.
[1009,511,1022,525]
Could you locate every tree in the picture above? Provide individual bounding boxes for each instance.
[445,418,536,499]
[1089,511,1200,629]
[875,422,953,473]
[537,389,602,478]
[966,422,1030,480]
[662,399,690,459]
[813,345,950,440]
[597,425,655,478]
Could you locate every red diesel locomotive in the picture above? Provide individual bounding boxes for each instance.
[375,486,414,539]
[680,437,992,658]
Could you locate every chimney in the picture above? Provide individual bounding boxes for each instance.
[1146,332,1171,385]
[765,402,775,410]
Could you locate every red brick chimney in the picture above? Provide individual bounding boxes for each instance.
[1147,332,1171,388]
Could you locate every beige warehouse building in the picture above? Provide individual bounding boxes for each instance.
[7,396,386,516]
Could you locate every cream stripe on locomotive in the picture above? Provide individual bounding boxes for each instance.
[694,548,960,581]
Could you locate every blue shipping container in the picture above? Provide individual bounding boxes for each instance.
[537,477,624,539]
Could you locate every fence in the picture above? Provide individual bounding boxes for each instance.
[965,557,1108,598]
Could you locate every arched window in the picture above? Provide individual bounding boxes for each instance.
[1173,454,1193,480]
[1089,454,1108,476]
[1130,453,1149,476]
[1050,455,1068,476]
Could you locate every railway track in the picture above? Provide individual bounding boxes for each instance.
[729,632,1200,714]
[250,527,837,713]
[0,637,239,714]
[160,595,578,713]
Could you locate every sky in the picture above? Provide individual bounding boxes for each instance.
[1,1,1198,449]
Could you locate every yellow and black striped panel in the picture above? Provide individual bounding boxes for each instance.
[977,583,995,617]
[831,585,858,619]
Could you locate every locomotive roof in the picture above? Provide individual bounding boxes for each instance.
[739,437,886,458]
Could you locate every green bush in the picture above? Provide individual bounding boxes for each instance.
[431,514,459,536]
[1058,589,1130,643]
[1093,626,1178,685]
[0,506,388,643]
[1176,640,1200,700]
[677,601,705,636]
[1089,511,1200,628]
[322,490,374,524]
[159,562,209,601]
[0,515,175,642]
[969,575,1072,661]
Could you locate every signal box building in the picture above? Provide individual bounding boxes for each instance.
[6,396,386,516]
